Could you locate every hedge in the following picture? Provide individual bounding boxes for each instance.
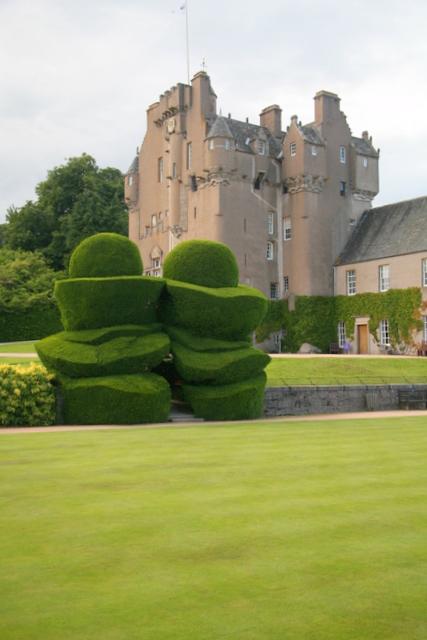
[163,239,239,288]
[172,342,270,385]
[0,304,62,342]
[60,372,171,424]
[63,323,163,345]
[161,280,268,340]
[69,233,143,278]
[182,372,267,421]
[55,276,165,330]
[166,325,251,352]
[37,332,170,378]
[0,364,56,426]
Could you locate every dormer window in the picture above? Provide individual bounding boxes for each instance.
[256,140,266,155]
[245,137,251,146]
[290,142,296,157]
[339,146,346,164]
[225,139,231,151]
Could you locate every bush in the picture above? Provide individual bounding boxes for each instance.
[172,342,270,385]
[0,364,56,426]
[166,325,250,352]
[64,323,163,345]
[55,276,165,330]
[37,332,170,378]
[68,233,143,278]
[163,240,239,288]
[161,280,268,340]
[60,372,171,424]
[182,372,267,420]
[0,304,62,342]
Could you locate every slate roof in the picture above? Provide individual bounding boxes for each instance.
[206,116,233,139]
[351,136,378,157]
[206,116,283,156]
[337,196,427,265]
[301,125,324,146]
[127,155,139,174]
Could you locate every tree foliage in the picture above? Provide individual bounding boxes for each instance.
[4,155,128,269]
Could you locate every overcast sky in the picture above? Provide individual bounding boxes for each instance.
[1,0,426,220]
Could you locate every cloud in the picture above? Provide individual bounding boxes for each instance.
[1,0,426,218]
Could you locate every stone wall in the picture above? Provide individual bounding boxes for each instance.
[264,385,427,416]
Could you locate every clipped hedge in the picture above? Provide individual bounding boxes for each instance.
[161,280,268,340]
[37,332,170,378]
[166,325,250,352]
[182,372,267,421]
[163,239,239,289]
[69,233,143,278]
[0,304,62,342]
[0,364,56,426]
[55,276,165,330]
[64,323,163,345]
[60,372,170,424]
[172,342,270,385]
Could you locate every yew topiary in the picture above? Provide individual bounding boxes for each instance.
[163,239,239,288]
[68,233,143,278]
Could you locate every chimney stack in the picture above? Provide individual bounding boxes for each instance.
[260,104,282,137]
[314,90,341,124]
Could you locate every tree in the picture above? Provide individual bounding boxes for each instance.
[4,155,128,270]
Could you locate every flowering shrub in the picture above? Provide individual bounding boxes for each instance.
[0,364,56,426]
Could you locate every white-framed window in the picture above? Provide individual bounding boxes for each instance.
[339,145,346,164]
[283,276,289,293]
[290,142,297,157]
[379,319,390,346]
[337,321,346,348]
[266,241,274,261]
[267,212,274,235]
[158,157,163,182]
[186,142,192,170]
[208,139,214,150]
[363,157,368,168]
[225,139,231,151]
[378,265,390,292]
[283,217,292,241]
[311,146,317,156]
[151,214,157,228]
[270,282,278,299]
[256,140,266,155]
[128,175,133,186]
[340,180,346,196]
[346,270,356,295]
[423,316,427,341]
[422,258,427,287]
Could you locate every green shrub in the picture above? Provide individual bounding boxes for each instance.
[60,372,171,424]
[182,372,267,420]
[64,323,163,345]
[166,325,250,352]
[55,277,165,330]
[69,233,143,278]
[0,304,62,342]
[172,342,270,385]
[0,364,56,426]
[37,332,170,378]
[161,280,268,340]
[163,240,239,288]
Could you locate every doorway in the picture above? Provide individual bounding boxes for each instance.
[357,324,369,354]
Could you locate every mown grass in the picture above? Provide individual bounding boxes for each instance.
[266,356,427,386]
[0,341,37,353]
[1,417,427,639]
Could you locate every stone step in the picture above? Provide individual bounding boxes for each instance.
[169,401,203,423]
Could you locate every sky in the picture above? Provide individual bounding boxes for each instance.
[1,0,427,220]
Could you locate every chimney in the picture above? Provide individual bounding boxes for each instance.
[260,104,282,137]
[191,71,217,117]
[314,90,341,124]
[362,130,369,140]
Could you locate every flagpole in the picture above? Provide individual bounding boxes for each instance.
[185,1,190,85]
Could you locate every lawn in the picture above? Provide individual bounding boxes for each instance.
[1,417,427,640]
[0,341,37,353]
[267,356,427,386]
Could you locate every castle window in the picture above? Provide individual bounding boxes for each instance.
[311,146,317,156]
[340,181,346,196]
[378,265,390,292]
[193,207,197,219]
[254,171,265,190]
[339,146,346,164]
[270,282,278,299]
[190,175,197,191]
[363,157,368,168]
[209,139,214,150]
[158,158,163,182]
[243,218,247,233]
[186,142,192,170]
[379,319,390,346]
[151,214,157,228]
[128,175,133,186]
[346,270,356,295]
[266,241,274,261]
[283,217,292,241]
[283,276,289,293]
[172,162,177,178]
[290,142,297,157]
[257,140,266,155]
[337,321,346,348]
[267,213,274,235]
[424,316,427,341]
[225,139,231,151]
[422,258,427,287]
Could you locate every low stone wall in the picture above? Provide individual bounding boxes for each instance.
[264,384,427,416]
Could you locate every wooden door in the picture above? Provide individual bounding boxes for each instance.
[357,324,369,354]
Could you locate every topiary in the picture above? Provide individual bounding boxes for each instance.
[163,239,239,288]
[68,233,143,278]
